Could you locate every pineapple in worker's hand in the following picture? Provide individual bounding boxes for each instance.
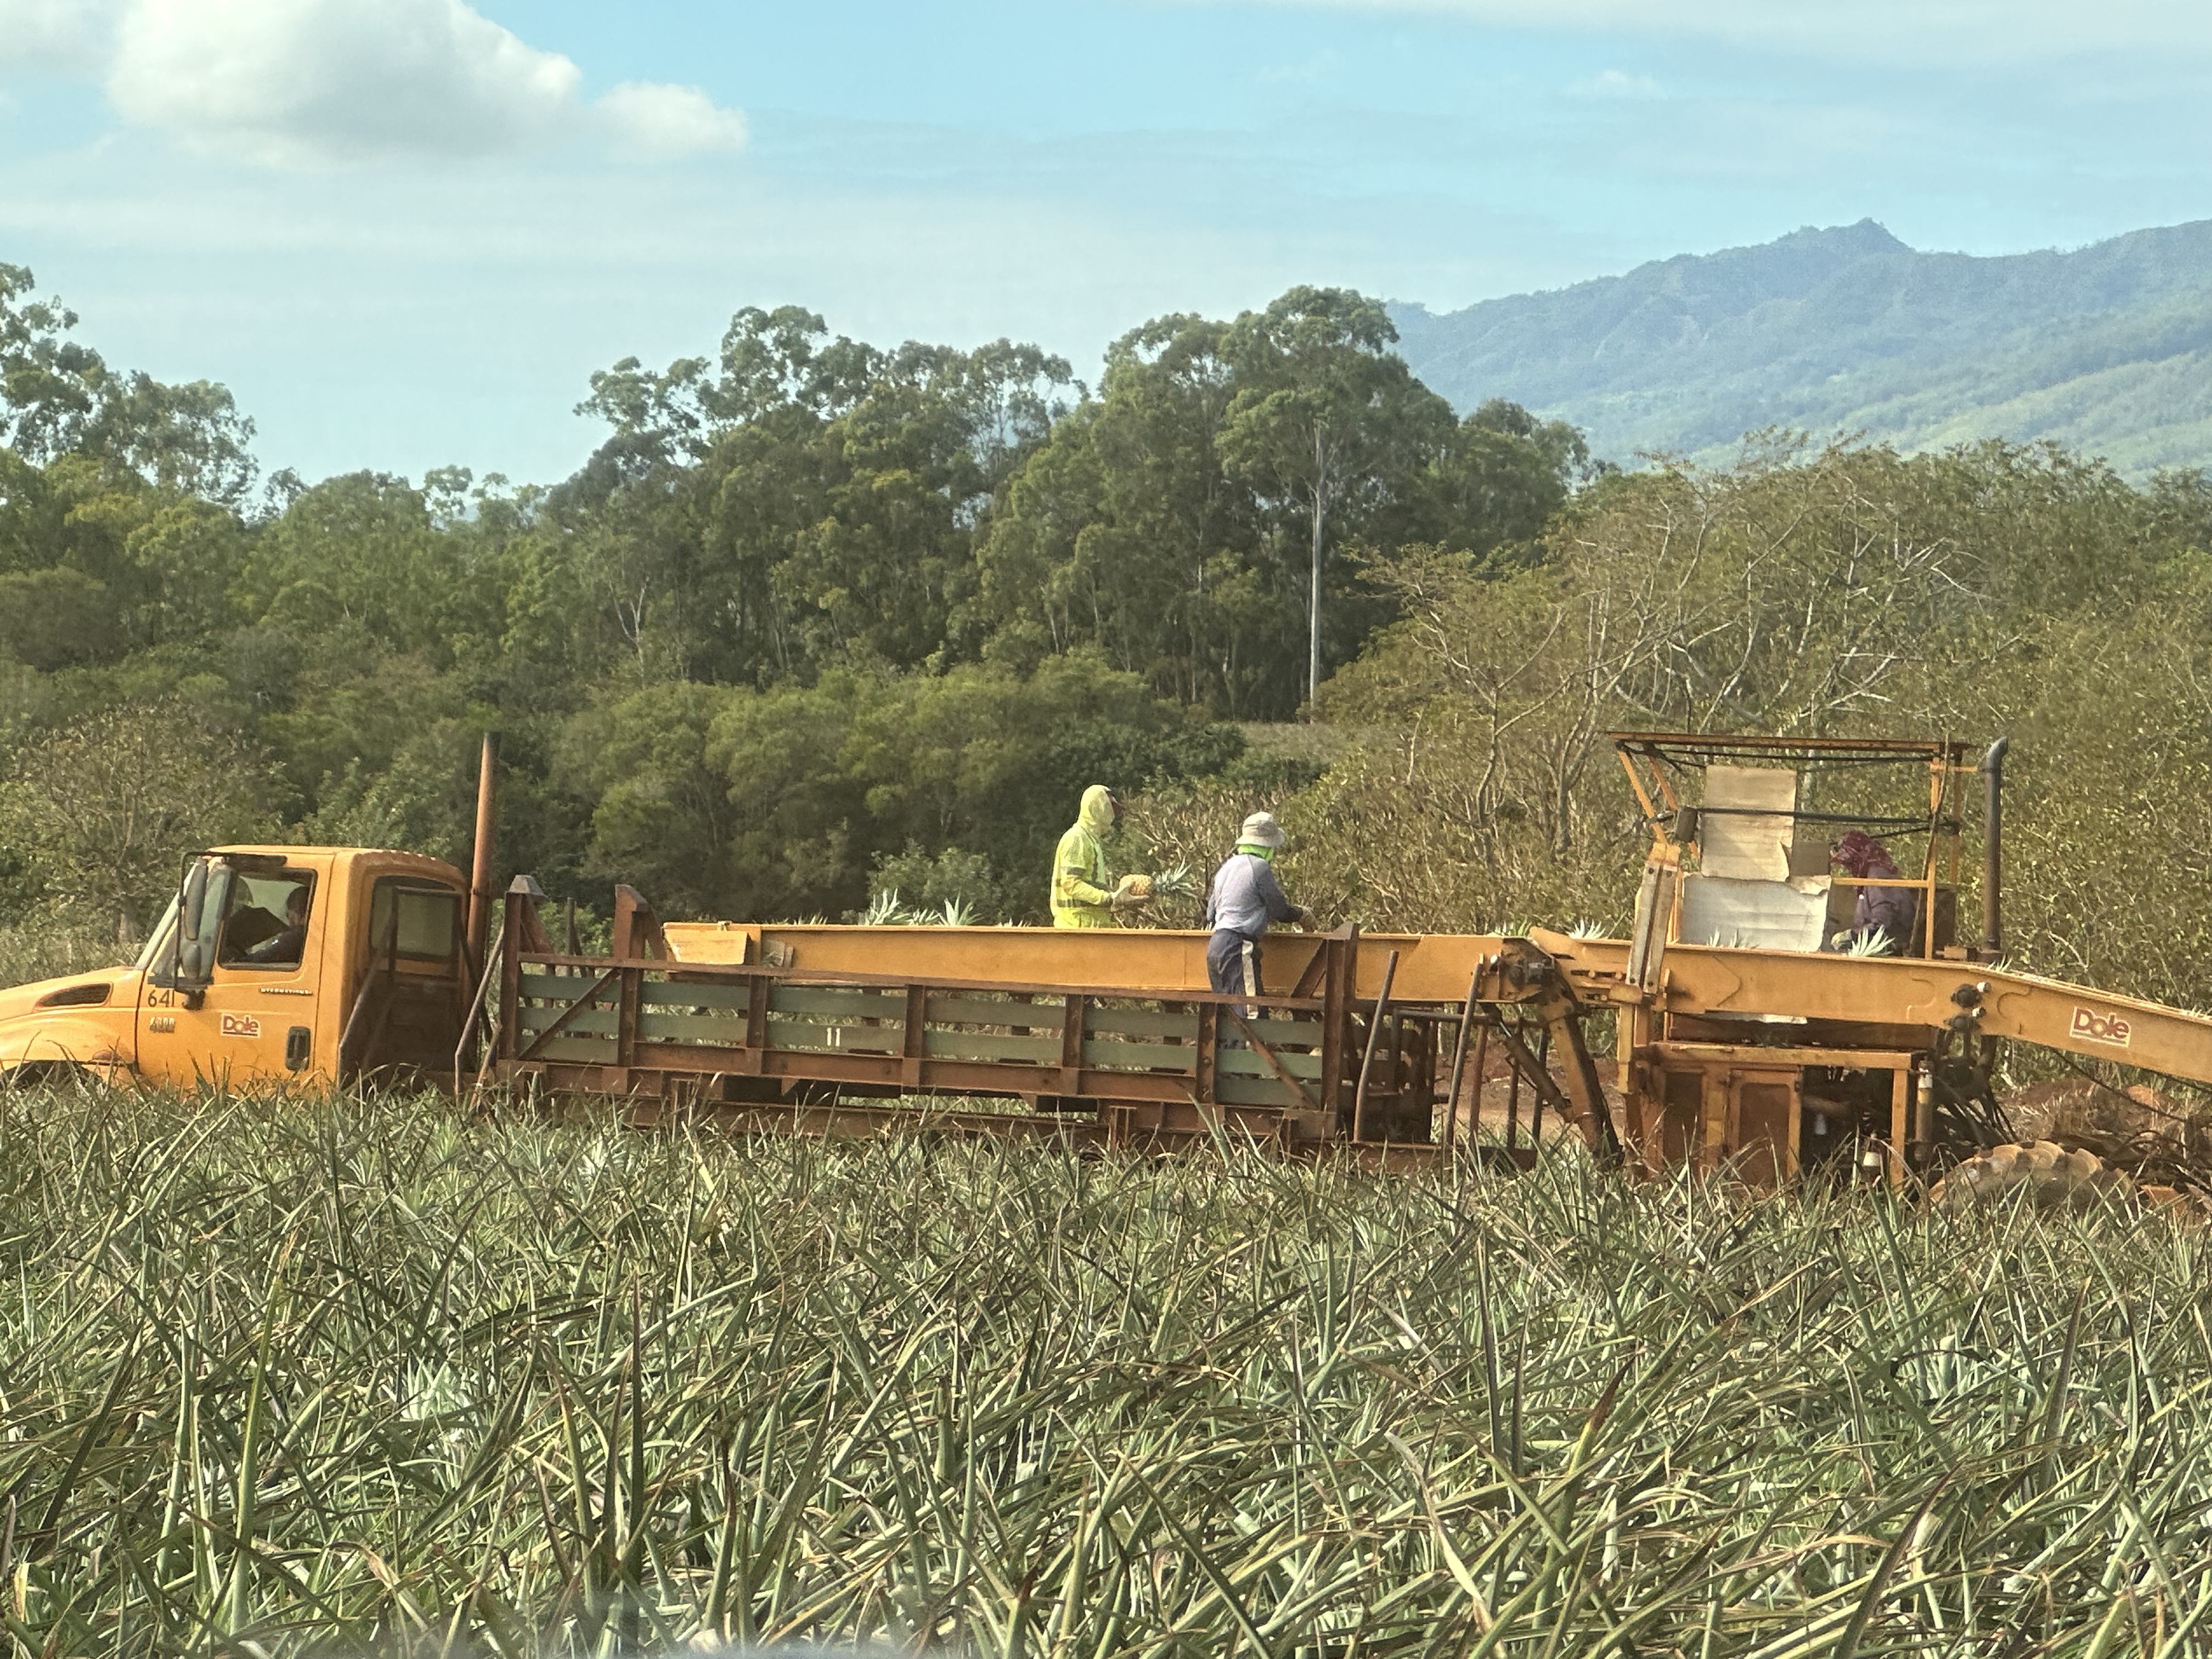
[1112,873,1154,912]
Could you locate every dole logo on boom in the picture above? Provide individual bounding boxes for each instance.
[2070,1006,2131,1048]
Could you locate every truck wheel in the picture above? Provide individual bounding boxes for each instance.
[0,1060,83,1091]
[1932,1140,2135,1212]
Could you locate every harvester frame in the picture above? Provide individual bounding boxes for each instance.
[478,729,2211,1189]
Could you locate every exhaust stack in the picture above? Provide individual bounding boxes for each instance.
[467,733,497,974]
[1980,736,2008,959]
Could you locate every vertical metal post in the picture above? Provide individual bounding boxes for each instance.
[496,880,528,1081]
[1193,1003,1218,1105]
[466,734,497,977]
[905,985,930,1090]
[1442,969,1482,1153]
[1887,1066,1911,1188]
[1351,949,1400,1143]
[1527,1019,1546,1145]
[616,966,640,1081]
[742,969,770,1073]
[1503,1021,1520,1151]
[1980,736,2008,958]
[1471,1019,1493,1150]
[1318,928,1355,1131]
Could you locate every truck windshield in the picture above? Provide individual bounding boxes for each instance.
[142,856,314,983]
[135,895,180,973]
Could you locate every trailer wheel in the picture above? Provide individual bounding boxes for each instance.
[2135,1183,2210,1222]
[1931,1139,2135,1212]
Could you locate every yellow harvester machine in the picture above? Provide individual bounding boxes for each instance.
[486,732,2212,1191]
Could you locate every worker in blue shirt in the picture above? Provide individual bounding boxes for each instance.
[1201,811,1308,1003]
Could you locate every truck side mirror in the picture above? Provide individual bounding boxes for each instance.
[154,857,230,1007]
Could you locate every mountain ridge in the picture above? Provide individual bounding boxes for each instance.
[1389,218,2212,475]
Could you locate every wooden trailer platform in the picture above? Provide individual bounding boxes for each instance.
[490,879,1601,1160]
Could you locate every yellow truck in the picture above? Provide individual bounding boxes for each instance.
[0,846,471,1091]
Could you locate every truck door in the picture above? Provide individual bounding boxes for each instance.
[138,856,329,1088]
[340,876,467,1086]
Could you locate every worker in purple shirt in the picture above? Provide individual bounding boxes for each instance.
[1831,830,1918,955]
[1202,812,1308,1003]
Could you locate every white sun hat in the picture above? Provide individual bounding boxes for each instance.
[1238,811,1287,849]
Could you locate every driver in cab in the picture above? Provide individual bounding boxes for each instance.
[223,885,311,969]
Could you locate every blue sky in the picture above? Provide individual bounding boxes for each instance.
[3,0,2210,488]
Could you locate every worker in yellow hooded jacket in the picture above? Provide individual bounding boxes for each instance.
[1051,785,1153,927]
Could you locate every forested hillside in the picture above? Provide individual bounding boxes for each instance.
[0,266,1582,936]
[1392,218,2212,477]
[9,255,2212,1019]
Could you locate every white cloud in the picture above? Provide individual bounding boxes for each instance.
[108,0,579,161]
[8,0,746,165]
[0,0,120,69]
[1202,0,2212,64]
[596,81,747,160]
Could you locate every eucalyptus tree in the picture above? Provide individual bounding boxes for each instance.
[1217,287,1454,703]
[974,313,1296,715]
[572,306,1075,684]
[0,263,257,504]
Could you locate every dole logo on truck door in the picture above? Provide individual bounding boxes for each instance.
[2071,1006,2131,1048]
[219,1012,262,1040]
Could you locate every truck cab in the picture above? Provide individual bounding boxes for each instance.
[0,847,472,1090]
